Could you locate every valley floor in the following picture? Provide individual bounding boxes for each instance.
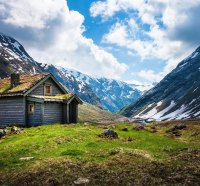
[0,121,200,185]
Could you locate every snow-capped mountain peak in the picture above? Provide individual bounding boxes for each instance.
[56,66,141,112]
[0,33,142,112]
[0,34,34,63]
[121,45,200,120]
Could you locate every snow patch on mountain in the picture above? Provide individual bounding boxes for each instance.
[191,52,199,59]
[0,34,35,64]
[135,101,163,119]
[121,45,200,120]
[0,33,143,112]
[57,66,142,112]
[161,105,190,120]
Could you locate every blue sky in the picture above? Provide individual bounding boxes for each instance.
[67,0,165,83]
[67,0,200,83]
[0,0,200,84]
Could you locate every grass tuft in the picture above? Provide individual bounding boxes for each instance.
[60,149,85,156]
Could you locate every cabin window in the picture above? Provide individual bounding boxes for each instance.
[28,104,34,113]
[44,84,52,95]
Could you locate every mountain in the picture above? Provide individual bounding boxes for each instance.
[0,33,141,112]
[121,46,200,121]
[89,78,140,112]
[58,66,141,112]
[0,34,43,75]
[0,33,102,107]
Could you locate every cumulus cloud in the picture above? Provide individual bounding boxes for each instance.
[0,0,66,29]
[90,0,145,19]
[102,22,129,46]
[91,0,200,79]
[103,22,156,60]
[0,0,127,79]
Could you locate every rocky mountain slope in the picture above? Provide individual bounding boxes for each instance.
[0,33,141,112]
[58,67,141,112]
[121,46,200,120]
[0,34,43,76]
[0,33,102,107]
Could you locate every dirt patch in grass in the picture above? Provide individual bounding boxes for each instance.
[153,119,200,127]
[146,120,200,145]
[148,148,200,185]
[1,149,200,186]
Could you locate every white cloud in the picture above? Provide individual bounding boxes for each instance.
[0,0,65,29]
[102,22,129,46]
[138,70,164,82]
[0,0,127,79]
[103,22,155,60]
[92,0,200,79]
[125,79,154,91]
[90,0,145,19]
[128,19,139,35]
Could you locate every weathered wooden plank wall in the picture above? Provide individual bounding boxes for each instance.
[27,102,43,126]
[43,102,63,124]
[0,97,25,126]
[28,78,64,96]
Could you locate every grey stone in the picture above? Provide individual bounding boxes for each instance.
[74,178,90,185]
[19,157,34,161]
[99,129,118,139]
[10,126,23,134]
[0,129,6,138]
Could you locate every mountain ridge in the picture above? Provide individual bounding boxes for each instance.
[120,46,200,120]
[0,33,142,112]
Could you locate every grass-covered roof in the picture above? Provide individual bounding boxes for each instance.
[30,94,74,102]
[0,74,48,95]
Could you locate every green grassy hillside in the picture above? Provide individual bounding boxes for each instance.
[78,102,126,123]
[0,121,200,185]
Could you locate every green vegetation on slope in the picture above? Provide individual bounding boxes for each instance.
[0,121,200,185]
[78,102,125,123]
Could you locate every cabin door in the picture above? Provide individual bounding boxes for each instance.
[69,100,78,123]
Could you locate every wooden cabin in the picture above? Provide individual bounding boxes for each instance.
[0,73,82,127]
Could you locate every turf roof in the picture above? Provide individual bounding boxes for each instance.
[30,94,74,102]
[0,74,48,96]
